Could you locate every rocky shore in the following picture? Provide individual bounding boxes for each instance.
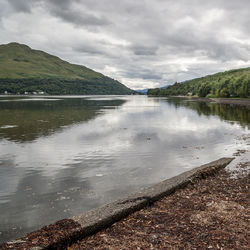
[70,159,249,249]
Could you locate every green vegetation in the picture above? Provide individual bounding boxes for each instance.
[0,42,134,95]
[148,68,250,98]
[0,77,134,95]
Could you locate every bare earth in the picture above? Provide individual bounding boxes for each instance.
[70,160,249,249]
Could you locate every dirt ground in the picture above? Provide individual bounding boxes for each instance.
[70,161,249,249]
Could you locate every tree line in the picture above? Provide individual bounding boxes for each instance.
[0,77,134,95]
[148,68,250,98]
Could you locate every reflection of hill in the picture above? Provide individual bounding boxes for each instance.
[0,98,126,142]
[166,97,250,129]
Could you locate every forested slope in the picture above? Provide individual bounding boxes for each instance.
[0,42,134,95]
[148,68,250,98]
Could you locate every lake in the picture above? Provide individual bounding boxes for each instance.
[0,95,249,243]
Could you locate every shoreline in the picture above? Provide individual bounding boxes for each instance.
[196,97,250,109]
[169,96,250,109]
[71,158,250,249]
[0,158,234,249]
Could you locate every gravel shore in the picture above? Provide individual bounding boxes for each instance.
[70,160,249,249]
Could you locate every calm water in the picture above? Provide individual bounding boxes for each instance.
[0,95,249,242]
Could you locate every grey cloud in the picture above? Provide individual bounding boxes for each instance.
[7,0,111,27]
[42,0,110,27]
[49,0,78,8]
[124,68,163,80]
[44,0,111,27]
[50,8,111,27]
[1,0,250,89]
[203,43,250,62]
[131,45,158,56]
[7,0,31,13]
[73,44,107,55]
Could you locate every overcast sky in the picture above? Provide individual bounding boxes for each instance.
[1,0,250,89]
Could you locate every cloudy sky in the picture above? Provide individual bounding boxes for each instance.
[1,0,250,89]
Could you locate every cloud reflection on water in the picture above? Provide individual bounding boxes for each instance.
[0,96,249,242]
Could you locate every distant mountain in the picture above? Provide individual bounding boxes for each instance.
[136,89,148,94]
[0,42,134,95]
[148,67,250,98]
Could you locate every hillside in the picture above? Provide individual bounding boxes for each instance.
[0,42,134,95]
[148,67,250,98]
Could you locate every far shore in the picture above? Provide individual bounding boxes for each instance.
[170,96,250,109]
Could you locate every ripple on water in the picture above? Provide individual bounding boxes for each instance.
[0,125,18,129]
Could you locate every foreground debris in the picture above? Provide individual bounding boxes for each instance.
[70,161,249,249]
[1,159,233,249]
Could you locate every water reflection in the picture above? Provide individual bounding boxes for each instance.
[0,97,126,142]
[165,97,250,129]
[0,96,249,243]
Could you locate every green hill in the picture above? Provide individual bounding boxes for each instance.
[148,67,250,98]
[0,42,134,95]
